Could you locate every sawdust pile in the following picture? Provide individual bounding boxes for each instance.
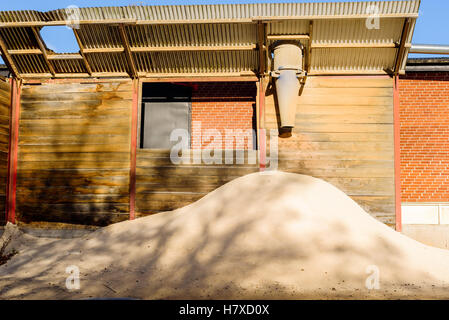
[1,171,449,299]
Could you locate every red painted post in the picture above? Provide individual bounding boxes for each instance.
[259,78,266,171]
[129,79,139,220]
[4,78,12,223]
[393,75,402,232]
[6,79,21,224]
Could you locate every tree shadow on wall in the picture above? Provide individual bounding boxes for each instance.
[17,82,131,227]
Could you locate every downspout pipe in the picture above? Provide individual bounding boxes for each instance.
[410,44,449,55]
[270,41,306,128]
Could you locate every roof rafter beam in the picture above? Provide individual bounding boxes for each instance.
[0,32,20,78]
[31,27,56,77]
[311,43,407,49]
[267,34,309,41]
[19,71,258,79]
[47,54,83,60]
[267,39,408,50]
[0,13,419,28]
[118,24,137,78]
[8,49,42,55]
[83,47,124,53]
[253,13,418,22]
[82,45,258,54]
[20,71,130,78]
[131,45,257,52]
[72,28,93,75]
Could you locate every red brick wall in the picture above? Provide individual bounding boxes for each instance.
[399,72,449,202]
[190,82,256,149]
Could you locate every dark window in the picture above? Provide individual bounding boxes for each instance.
[140,83,192,149]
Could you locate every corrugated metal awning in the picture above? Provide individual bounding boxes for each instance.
[0,0,421,79]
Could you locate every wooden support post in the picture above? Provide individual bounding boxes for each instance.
[119,25,138,78]
[0,33,20,79]
[129,79,139,220]
[394,18,411,75]
[31,27,56,77]
[6,78,21,224]
[306,20,313,73]
[394,75,402,232]
[257,22,266,76]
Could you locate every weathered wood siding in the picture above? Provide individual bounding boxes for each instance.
[265,76,395,226]
[135,149,259,216]
[0,80,10,225]
[13,76,395,227]
[17,80,133,225]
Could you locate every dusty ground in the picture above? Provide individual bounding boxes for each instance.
[1,172,449,300]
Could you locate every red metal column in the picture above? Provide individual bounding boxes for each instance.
[5,78,21,224]
[259,77,266,171]
[129,79,139,220]
[393,75,402,232]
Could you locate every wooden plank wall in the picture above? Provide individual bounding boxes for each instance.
[12,76,394,227]
[17,80,133,226]
[264,76,395,226]
[0,80,10,225]
[135,150,259,216]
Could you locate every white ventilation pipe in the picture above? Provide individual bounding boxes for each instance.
[270,41,306,128]
[410,44,449,55]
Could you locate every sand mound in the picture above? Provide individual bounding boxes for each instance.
[1,171,449,299]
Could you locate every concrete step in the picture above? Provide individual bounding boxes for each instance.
[20,227,96,239]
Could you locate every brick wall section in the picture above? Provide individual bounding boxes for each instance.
[399,72,449,202]
[190,82,256,149]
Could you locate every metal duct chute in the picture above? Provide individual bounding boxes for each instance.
[270,41,307,129]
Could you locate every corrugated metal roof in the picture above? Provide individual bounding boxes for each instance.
[0,1,420,24]
[312,47,397,72]
[45,1,420,23]
[312,18,405,45]
[134,50,258,74]
[0,27,39,50]
[0,1,421,78]
[126,24,257,48]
